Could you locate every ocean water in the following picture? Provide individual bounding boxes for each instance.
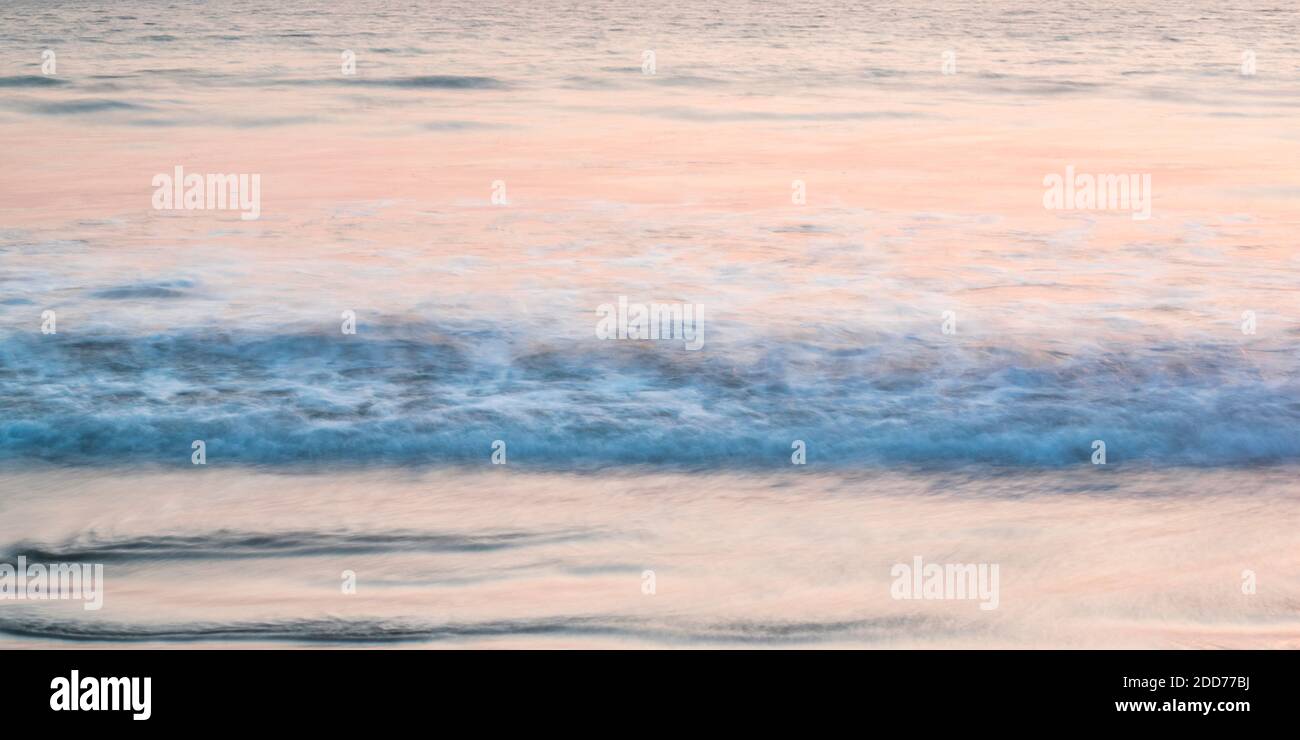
[1,0,1298,647]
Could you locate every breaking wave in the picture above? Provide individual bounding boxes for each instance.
[1,325,1296,468]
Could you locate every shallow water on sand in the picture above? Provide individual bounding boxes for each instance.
[1,468,1297,648]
